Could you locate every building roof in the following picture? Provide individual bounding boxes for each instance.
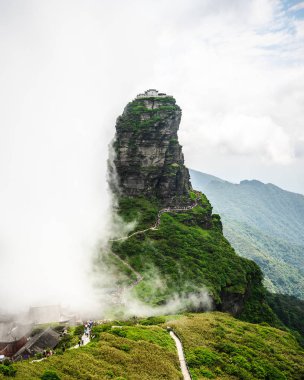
[136,89,172,99]
[13,327,60,358]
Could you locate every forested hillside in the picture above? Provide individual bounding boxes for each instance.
[190,169,304,299]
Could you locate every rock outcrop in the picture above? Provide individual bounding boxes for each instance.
[110,91,191,205]
[108,90,275,323]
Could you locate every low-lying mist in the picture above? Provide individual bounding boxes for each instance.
[0,122,213,320]
[0,0,224,320]
[0,125,111,316]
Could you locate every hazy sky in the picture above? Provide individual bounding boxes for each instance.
[0,0,303,313]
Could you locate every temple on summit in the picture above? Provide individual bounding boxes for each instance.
[136,89,172,98]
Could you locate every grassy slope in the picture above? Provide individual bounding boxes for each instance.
[5,313,304,380]
[168,312,304,380]
[2,325,181,380]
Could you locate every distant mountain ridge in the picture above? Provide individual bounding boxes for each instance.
[190,169,304,299]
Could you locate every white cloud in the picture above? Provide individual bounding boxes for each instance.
[288,1,304,12]
[202,113,294,164]
[0,0,303,314]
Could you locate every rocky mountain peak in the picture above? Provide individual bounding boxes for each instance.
[110,90,191,205]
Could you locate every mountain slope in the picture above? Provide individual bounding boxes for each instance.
[1,323,182,380]
[108,91,277,323]
[189,169,304,299]
[169,312,304,380]
[3,314,304,380]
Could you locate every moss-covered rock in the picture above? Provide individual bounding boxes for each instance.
[110,94,191,206]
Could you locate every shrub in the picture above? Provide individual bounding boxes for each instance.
[111,328,127,338]
[0,364,17,377]
[56,333,73,349]
[73,325,85,336]
[199,367,216,378]
[139,316,166,325]
[105,369,114,378]
[119,344,131,352]
[187,347,221,367]
[40,370,61,380]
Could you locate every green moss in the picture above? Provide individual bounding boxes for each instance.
[115,97,180,134]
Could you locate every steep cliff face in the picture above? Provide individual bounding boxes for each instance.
[111,93,191,205]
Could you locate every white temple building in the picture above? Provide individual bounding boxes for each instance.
[136,89,172,98]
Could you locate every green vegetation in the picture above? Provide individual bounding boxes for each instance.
[54,326,86,351]
[115,97,180,138]
[116,196,159,231]
[94,324,176,352]
[112,194,271,322]
[0,362,17,377]
[266,293,304,346]
[96,252,137,288]
[2,325,181,380]
[40,370,61,380]
[189,169,304,299]
[168,312,304,380]
[5,313,304,379]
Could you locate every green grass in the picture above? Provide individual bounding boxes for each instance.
[167,312,304,380]
[6,313,304,379]
[3,325,182,380]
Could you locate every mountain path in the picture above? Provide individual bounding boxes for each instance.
[110,196,200,242]
[169,330,192,380]
[72,324,92,349]
[109,195,200,297]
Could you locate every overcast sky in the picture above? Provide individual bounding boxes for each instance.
[0,0,303,313]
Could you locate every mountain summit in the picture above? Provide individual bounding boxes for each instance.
[111,90,191,206]
[107,90,289,328]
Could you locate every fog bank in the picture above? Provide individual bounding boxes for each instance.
[1,0,303,315]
